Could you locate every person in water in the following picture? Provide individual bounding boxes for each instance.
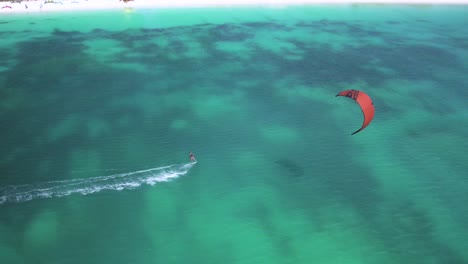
[189,152,196,162]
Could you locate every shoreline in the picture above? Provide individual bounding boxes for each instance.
[1,0,467,14]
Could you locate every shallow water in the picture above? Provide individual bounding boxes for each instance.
[1,5,468,264]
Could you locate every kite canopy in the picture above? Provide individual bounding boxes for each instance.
[336,89,375,135]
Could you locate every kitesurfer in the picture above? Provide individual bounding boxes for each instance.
[189,152,196,162]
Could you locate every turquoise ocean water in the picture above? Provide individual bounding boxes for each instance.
[1,5,468,264]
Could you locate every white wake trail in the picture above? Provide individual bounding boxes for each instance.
[0,162,196,204]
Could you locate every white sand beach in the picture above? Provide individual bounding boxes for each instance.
[0,0,467,14]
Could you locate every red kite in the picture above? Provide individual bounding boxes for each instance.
[336,89,375,135]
